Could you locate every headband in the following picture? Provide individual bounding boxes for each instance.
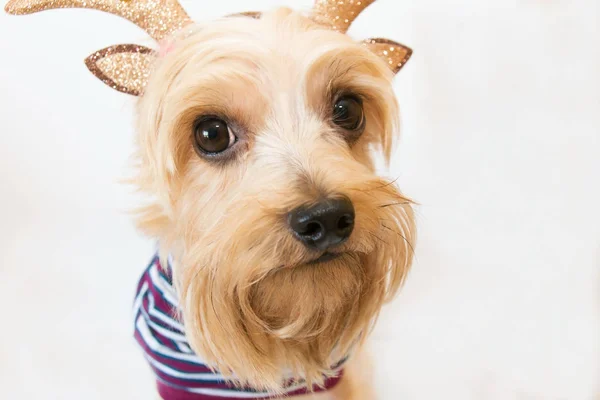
[5,0,412,95]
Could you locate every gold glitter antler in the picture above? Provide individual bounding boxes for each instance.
[4,0,192,42]
[313,0,375,33]
[4,0,193,95]
[312,0,413,74]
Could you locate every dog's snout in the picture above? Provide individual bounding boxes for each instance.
[288,197,355,251]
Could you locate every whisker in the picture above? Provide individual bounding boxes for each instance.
[376,176,400,190]
[348,176,400,194]
[381,223,415,255]
[348,187,380,200]
[378,202,410,208]
[367,231,389,246]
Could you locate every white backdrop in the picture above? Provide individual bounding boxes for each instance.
[1,0,599,399]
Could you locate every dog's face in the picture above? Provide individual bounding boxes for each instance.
[134,7,414,391]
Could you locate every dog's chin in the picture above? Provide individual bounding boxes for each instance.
[249,252,366,335]
[306,251,345,265]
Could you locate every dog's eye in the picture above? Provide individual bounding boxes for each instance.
[193,117,235,155]
[332,95,365,132]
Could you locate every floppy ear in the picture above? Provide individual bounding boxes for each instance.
[84,45,157,96]
[363,38,412,74]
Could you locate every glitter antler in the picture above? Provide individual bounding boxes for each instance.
[4,0,192,95]
[4,0,192,41]
[313,0,376,33]
[312,0,412,74]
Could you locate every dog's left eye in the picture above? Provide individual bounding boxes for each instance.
[193,117,236,156]
[332,95,365,132]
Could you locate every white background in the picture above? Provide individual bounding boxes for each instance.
[1,0,599,399]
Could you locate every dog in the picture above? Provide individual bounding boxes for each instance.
[5,1,415,398]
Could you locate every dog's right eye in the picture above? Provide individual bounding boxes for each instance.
[332,95,366,135]
[193,117,235,156]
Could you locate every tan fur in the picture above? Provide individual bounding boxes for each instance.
[134,7,415,397]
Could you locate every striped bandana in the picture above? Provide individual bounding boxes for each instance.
[133,255,344,399]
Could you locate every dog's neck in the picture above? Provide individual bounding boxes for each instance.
[134,254,347,398]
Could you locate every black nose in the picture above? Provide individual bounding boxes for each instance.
[288,197,355,251]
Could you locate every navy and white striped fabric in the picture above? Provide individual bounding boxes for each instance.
[133,255,344,399]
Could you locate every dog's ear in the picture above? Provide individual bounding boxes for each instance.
[85,45,157,96]
[312,0,412,74]
[363,39,412,74]
[4,0,190,95]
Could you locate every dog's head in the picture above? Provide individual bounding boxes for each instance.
[134,8,415,390]
[6,0,415,391]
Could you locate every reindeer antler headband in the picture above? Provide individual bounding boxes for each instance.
[4,0,412,96]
